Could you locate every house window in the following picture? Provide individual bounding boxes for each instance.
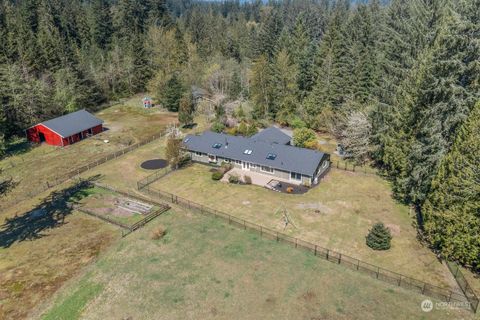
[261,166,274,173]
[235,160,242,164]
[266,153,277,160]
[243,149,252,155]
[195,151,202,156]
[290,172,302,180]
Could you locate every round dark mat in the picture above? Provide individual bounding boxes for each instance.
[141,159,168,170]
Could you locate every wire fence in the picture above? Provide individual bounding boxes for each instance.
[447,260,479,312]
[1,132,165,212]
[137,181,476,311]
[331,160,377,175]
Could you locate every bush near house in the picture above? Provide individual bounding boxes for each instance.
[243,175,252,184]
[212,171,223,180]
[366,223,392,250]
[228,175,239,184]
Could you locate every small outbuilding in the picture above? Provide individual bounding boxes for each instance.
[143,97,153,108]
[26,110,103,146]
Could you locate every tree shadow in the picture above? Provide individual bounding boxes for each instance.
[4,138,34,157]
[0,176,18,197]
[0,176,100,248]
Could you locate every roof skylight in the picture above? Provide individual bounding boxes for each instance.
[212,143,222,149]
[266,153,277,160]
[243,149,253,155]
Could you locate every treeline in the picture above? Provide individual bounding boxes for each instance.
[0,0,479,269]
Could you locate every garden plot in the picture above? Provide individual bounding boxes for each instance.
[79,188,155,226]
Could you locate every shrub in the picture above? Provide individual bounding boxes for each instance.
[151,226,167,240]
[243,175,252,184]
[228,175,239,184]
[220,162,233,173]
[293,128,317,148]
[290,116,307,129]
[212,171,224,180]
[366,223,392,250]
[211,121,225,133]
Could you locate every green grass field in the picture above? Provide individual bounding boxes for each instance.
[39,209,472,320]
[148,163,456,290]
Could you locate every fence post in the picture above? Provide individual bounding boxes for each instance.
[228,215,231,224]
[326,249,329,260]
[353,165,355,172]
[276,232,279,242]
[338,253,342,264]
[447,291,452,302]
[376,267,380,279]
[260,226,263,237]
[244,220,246,230]
[422,283,426,294]
[295,238,297,248]
[398,276,402,287]
[314,245,317,256]
[356,260,360,270]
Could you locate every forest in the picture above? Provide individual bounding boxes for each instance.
[0,0,479,269]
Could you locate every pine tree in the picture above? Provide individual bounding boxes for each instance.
[404,3,479,205]
[228,70,242,100]
[366,222,392,250]
[178,93,195,126]
[422,102,480,268]
[162,74,184,112]
[250,54,275,119]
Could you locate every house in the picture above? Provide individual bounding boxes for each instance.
[26,110,103,146]
[183,127,330,186]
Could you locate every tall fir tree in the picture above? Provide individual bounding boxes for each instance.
[422,102,480,268]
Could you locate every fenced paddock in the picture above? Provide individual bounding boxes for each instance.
[2,132,166,212]
[75,182,170,237]
[137,180,477,312]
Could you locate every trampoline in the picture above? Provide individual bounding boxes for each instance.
[141,159,168,170]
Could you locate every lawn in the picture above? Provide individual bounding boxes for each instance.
[148,163,457,290]
[0,180,120,320]
[38,209,472,320]
[0,94,178,211]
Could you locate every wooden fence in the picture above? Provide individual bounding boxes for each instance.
[137,182,476,312]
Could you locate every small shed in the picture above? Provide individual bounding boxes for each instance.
[26,110,103,147]
[143,97,153,108]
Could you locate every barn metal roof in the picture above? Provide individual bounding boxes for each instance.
[40,110,103,138]
[184,130,327,177]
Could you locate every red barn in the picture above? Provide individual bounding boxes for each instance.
[26,110,104,147]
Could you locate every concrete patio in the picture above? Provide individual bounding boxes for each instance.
[221,168,301,188]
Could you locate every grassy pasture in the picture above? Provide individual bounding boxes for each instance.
[0,180,120,320]
[0,95,177,210]
[39,209,472,320]
[148,163,457,290]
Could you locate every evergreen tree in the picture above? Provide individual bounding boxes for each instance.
[366,222,392,250]
[178,93,195,126]
[228,70,242,100]
[422,102,480,268]
[162,74,184,112]
[404,4,479,205]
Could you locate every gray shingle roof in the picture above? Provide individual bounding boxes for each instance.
[184,130,327,176]
[251,127,291,145]
[40,110,103,137]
